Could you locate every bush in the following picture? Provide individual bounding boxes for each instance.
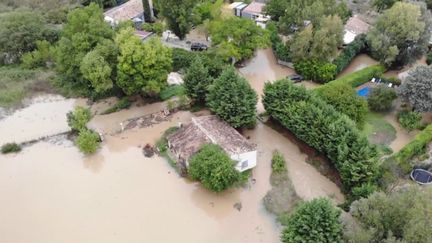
[76,129,100,154]
[1,143,21,154]
[263,80,378,192]
[159,85,186,101]
[316,82,368,126]
[271,151,286,173]
[267,21,291,62]
[333,34,367,73]
[281,198,342,243]
[207,68,257,128]
[67,106,92,132]
[427,51,432,65]
[396,123,432,169]
[172,48,196,72]
[156,127,179,153]
[327,65,386,87]
[188,144,241,192]
[398,111,422,131]
[367,86,397,112]
[294,59,337,83]
[101,97,131,115]
[141,22,164,36]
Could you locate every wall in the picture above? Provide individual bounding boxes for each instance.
[231,150,257,172]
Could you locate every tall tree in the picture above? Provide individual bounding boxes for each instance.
[367,2,431,66]
[282,198,342,243]
[398,65,432,112]
[56,3,114,95]
[157,0,196,39]
[0,11,45,64]
[184,56,213,104]
[116,27,172,97]
[207,68,257,128]
[209,17,270,62]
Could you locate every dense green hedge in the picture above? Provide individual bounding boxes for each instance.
[323,65,385,88]
[333,34,367,73]
[294,60,337,83]
[396,123,432,171]
[171,48,227,77]
[263,79,378,194]
[267,22,291,62]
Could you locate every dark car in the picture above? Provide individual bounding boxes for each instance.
[288,74,304,83]
[191,43,208,51]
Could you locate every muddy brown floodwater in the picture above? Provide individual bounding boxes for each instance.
[337,54,379,78]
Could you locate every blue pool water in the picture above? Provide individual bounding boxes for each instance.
[357,87,370,97]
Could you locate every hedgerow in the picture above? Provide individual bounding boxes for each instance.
[333,34,367,73]
[263,79,378,196]
[323,64,385,88]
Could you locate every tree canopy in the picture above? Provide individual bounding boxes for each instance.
[116,27,172,97]
[156,0,197,39]
[209,17,270,62]
[207,68,257,128]
[188,144,241,192]
[346,186,432,243]
[281,198,342,242]
[398,65,432,112]
[184,56,213,104]
[367,2,431,66]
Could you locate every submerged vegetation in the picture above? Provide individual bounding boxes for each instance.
[1,142,21,154]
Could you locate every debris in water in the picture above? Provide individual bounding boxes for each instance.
[143,144,155,157]
[233,202,242,211]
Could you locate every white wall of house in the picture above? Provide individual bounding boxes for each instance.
[231,150,257,172]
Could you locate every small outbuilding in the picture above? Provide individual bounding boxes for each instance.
[344,15,370,44]
[104,0,145,26]
[167,115,257,173]
[241,1,265,20]
[229,2,248,17]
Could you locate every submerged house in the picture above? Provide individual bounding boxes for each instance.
[167,116,257,173]
[344,15,370,44]
[104,0,145,26]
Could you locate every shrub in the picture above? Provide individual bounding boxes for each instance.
[367,86,397,112]
[156,127,179,153]
[172,48,197,72]
[1,143,21,154]
[263,80,378,192]
[294,59,336,83]
[271,151,286,173]
[398,111,422,131]
[396,123,432,169]
[427,51,432,65]
[101,98,131,115]
[281,198,342,243]
[159,85,185,101]
[267,21,291,62]
[75,129,100,154]
[333,34,367,73]
[207,68,257,128]
[327,65,386,87]
[316,82,368,126]
[141,22,164,36]
[67,106,92,132]
[188,144,241,192]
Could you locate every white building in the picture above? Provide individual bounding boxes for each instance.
[167,116,257,173]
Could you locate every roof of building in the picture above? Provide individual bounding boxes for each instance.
[242,2,265,14]
[135,30,153,40]
[345,15,370,35]
[167,116,256,161]
[229,2,245,9]
[104,0,144,22]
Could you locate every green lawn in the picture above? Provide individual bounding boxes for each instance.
[362,112,397,153]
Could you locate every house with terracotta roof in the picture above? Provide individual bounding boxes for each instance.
[104,0,145,26]
[167,116,257,173]
[241,1,265,20]
[344,15,370,44]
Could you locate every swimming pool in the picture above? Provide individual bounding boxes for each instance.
[357,87,371,97]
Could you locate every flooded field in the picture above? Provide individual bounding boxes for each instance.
[337,54,379,78]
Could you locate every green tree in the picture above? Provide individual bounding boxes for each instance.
[184,56,213,104]
[367,2,431,66]
[56,3,115,95]
[21,40,55,69]
[282,198,342,243]
[67,106,92,132]
[188,144,240,192]
[209,17,270,62]
[76,129,101,154]
[367,86,397,112]
[346,186,432,243]
[398,65,432,112]
[157,0,196,39]
[290,25,313,62]
[316,83,368,126]
[207,68,257,128]
[372,0,400,12]
[80,50,113,95]
[397,111,422,131]
[116,28,172,97]
[0,11,45,63]
[264,0,290,21]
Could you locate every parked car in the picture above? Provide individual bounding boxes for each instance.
[191,43,208,51]
[288,74,304,83]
